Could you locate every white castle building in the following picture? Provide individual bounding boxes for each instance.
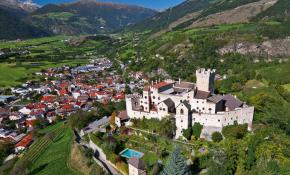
[125,68,254,139]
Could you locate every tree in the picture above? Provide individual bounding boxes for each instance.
[222,124,248,139]
[161,148,190,175]
[212,132,223,142]
[109,111,117,126]
[182,127,192,140]
[192,123,203,138]
[207,149,227,175]
[124,84,131,94]
[160,117,176,139]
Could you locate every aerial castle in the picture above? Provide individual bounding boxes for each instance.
[125,68,254,139]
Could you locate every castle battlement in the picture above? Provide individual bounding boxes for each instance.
[196,68,216,75]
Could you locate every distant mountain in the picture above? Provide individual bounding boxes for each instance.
[0,1,48,40]
[0,0,39,12]
[25,0,157,35]
[0,0,156,39]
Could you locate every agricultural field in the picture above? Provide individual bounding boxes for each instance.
[0,35,122,87]
[0,60,87,87]
[28,124,76,175]
[9,123,78,175]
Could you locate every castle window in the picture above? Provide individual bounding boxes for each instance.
[153,96,156,99]
[144,96,147,99]
[218,119,220,122]
[209,108,212,111]
[180,100,182,103]
[180,109,184,115]
[197,101,199,103]
[197,107,199,109]
[158,97,160,100]
[163,108,166,111]
[193,118,195,121]
[202,107,205,110]
[159,108,162,110]
[181,120,183,123]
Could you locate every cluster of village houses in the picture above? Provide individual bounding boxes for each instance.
[0,58,147,155]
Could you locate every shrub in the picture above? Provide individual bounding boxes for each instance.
[192,123,203,138]
[211,132,223,142]
[182,127,192,140]
[222,124,248,139]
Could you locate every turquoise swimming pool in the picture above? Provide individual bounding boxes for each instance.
[120,148,144,159]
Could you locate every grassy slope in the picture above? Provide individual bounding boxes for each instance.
[29,126,77,175]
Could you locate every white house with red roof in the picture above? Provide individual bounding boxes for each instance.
[15,134,33,153]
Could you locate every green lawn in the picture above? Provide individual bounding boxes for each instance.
[29,126,77,175]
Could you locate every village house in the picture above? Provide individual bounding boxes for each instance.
[128,157,146,175]
[15,134,33,153]
[115,111,130,127]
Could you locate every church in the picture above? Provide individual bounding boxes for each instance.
[125,68,254,139]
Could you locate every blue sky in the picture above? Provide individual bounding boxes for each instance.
[33,0,185,10]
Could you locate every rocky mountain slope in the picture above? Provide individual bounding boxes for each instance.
[219,37,290,57]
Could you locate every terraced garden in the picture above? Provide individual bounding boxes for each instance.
[11,123,77,175]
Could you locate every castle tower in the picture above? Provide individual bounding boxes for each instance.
[196,68,216,93]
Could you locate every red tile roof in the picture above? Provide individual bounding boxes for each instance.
[96,85,105,89]
[41,95,56,103]
[97,91,105,95]
[59,89,68,96]
[114,93,125,100]
[59,82,69,89]
[152,82,169,89]
[62,104,73,111]
[26,103,46,110]
[15,134,33,148]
